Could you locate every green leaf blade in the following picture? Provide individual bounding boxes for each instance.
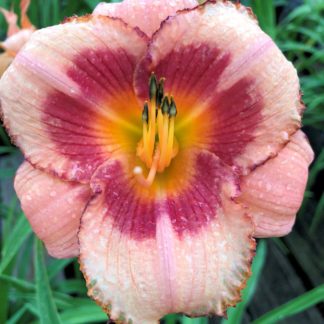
[34,239,62,324]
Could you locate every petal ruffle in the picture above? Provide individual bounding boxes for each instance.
[93,0,197,37]
[14,161,91,258]
[1,29,34,54]
[134,1,302,173]
[238,131,314,238]
[0,15,148,183]
[79,150,255,323]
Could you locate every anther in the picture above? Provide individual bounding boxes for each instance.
[157,78,165,107]
[136,76,179,185]
[149,73,158,102]
[169,97,177,117]
[161,96,170,115]
[142,102,149,123]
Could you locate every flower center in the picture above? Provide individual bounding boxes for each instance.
[133,73,179,187]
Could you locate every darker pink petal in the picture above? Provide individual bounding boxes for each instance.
[14,161,91,258]
[89,149,239,240]
[238,131,314,237]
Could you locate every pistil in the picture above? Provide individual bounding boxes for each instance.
[134,73,179,187]
[133,149,160,188]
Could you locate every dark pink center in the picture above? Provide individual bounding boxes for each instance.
[92,152,236,240]
[43,43,264,238]
[135,43,263,166]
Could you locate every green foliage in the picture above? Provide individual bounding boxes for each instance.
[253,285,324,324]
[251,0,276,39]
[0,212,32,274]
[275,0,324,130]
[34,239,62,324]
[0,0,323,323]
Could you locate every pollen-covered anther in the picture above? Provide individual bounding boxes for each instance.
[134,73,179,187]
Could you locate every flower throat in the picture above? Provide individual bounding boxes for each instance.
[134,73,179,187]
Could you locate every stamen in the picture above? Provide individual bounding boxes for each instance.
[142,101,149,123]
[166,117,175,167]
[149,73,158,102]
[169,96,177,117]
[157,80,166,141]
[148,97,156,163]
[135,74,179,187]
[166,97,177,166]
[157,108,163,144]
[158,97,170,170]
[157,78,165,107]
[161,96,170,115]
[142,102,149,164]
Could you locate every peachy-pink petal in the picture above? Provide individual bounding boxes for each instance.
[134,1,302,174]
[238,131,314,237]
[14,161,91,258]
[93,0,198,37]
[0,15,148,183]
[79,149,255,323]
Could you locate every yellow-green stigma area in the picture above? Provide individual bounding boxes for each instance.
[134,73,179,187]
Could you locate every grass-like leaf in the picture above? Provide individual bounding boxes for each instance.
[55,279,87,295]
[251,0,276,39]
[0,274,34,291]
[82,0,102,10]
[0,124,11,148]
[0,147,17,154]
[253,285,324,324]
[6,303,38,324]
[0,214,31,274]
[299,149,324,220]
[180,316,208,324]
[309,193,324,235]
[163,314,178,324]
[48,259,73,280]
[34,239,62,324]
[59,302,107,323]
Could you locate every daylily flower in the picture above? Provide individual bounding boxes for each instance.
[0,0,314,323]
[0,0,35,76]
